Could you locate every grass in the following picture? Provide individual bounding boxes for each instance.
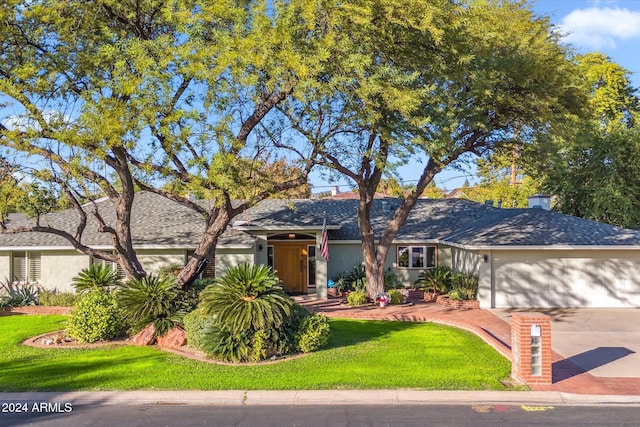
[0,315,512,391]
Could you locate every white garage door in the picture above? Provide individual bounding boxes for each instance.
[492,252,640,308]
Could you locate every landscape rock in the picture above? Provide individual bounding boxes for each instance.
[157,326,187,348]
[130,323,157,346]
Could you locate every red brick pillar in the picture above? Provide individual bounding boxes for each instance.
[511,312,552,385]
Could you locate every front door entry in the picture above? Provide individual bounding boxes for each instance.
[273,242,309,293]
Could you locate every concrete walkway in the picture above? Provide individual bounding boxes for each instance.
[295,296,640,396]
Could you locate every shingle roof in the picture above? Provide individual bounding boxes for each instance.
[0,191,253,249]
[2,191,640,249]
[235,197,640,247]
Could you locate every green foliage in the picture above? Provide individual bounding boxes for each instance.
[450,273,479,301]
[175,278,215,314]
[118,275,181,335]
[333,264,368,293]
[523,53,640,228]
[200,323,253,363]
[388,289,403,305]
[414,266,453,294]
[37,289,76,307]
[182,308,216,352]
[383,268,400,291]
[295,313,330,353]
[72,264,120,294]
[156,263,183,279]
[0,282,40,307]
[347,290,367,307]
[198,264,293,335]
[67,288,124,343]
[250,330,269,363]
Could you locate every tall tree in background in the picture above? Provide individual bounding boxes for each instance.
[283,0,582,297]
[461,144,541,208]
[531,53,640,228]
[0,0,328,284]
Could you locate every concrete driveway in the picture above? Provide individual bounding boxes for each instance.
[494,308,640,378]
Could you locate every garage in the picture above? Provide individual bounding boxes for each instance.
[491,250,640,308]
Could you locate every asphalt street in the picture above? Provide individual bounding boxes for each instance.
[3,403,640,427]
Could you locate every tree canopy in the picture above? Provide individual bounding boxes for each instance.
[529,53,640,228]
[0,0,328,283]
[280,0,583,296]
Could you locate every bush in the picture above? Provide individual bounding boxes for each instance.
[388,289,403,305]
[175,278,215,314]
[296,313,330,353]
[451,272,479,301]
[72,264,120,294]
[347,290,367,306]
[183,307,215,351]
[200,323,253,363]
[118,275,181,335]
[414,266,452,294]
[332,264,367,294]
[67,288,124,343]
[383,268,400,291]
[38,289,76,306]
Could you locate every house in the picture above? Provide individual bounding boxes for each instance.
[1,190,640,308]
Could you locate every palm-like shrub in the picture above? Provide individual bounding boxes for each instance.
[72,263,120,293]
[414,266,453,294]
[199,264,293,335]
[118,274,181,335]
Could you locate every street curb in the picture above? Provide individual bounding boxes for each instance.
[1,391,639,407]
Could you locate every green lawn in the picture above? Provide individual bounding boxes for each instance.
[0,315,512,391]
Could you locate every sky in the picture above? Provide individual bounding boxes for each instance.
[309,0,640,195]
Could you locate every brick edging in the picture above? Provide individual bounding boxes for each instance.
[0,306,72,316]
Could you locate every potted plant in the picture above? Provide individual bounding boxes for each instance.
[374,292,390,307]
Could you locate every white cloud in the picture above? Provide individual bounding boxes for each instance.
[559,7,640,50]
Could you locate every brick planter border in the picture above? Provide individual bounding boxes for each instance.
[436,295,480,310]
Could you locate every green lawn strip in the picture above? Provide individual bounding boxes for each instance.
[0,315,511,391]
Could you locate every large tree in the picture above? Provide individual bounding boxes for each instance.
[0,0,328,284]
[529,53,640,228]
[282,0,582,297]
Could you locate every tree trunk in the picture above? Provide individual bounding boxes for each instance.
[176,207,230,288]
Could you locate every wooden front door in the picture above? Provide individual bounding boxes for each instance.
[273,242,309,293]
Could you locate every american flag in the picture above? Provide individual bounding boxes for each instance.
[320,216,329,262]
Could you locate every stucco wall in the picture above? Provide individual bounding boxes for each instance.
[215,249,254,277]
[0,251,11,284]
[137,250,186,275]
[41,251,91,293]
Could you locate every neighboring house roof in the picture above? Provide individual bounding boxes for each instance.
[319,191,389,199]
[2,191,640,250]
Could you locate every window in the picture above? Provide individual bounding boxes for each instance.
[397,246,436,269]
[267,245,274,269]
[307,245,316,287]
[12,251,41,283]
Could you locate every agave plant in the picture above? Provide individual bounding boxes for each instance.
[198,263,293,335]
[118,274,181,334]
[72,263,120,294]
